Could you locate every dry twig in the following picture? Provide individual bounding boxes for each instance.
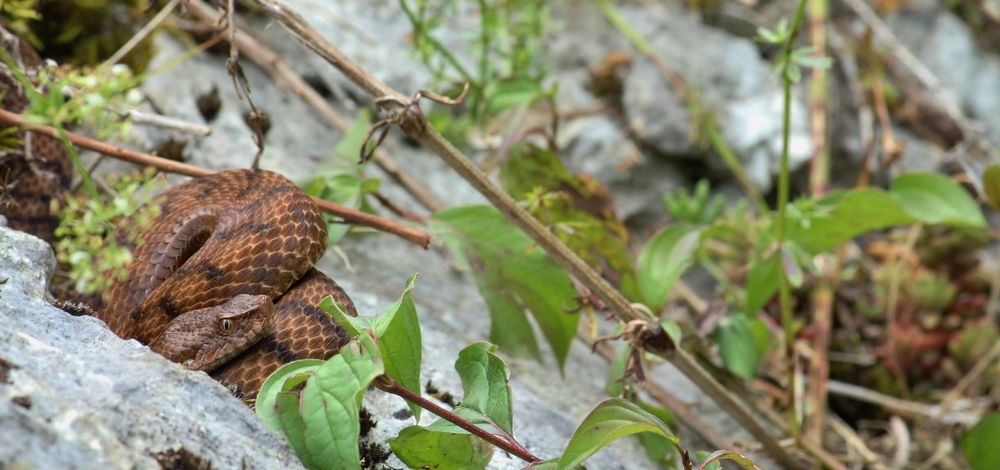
[0,109,431,248]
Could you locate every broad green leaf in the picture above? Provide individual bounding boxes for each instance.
[432,206,579,370]
[299,336,384,469]
[256,359,324,431]
[372,274,423,420]
[698,450,760,469]
[963,413,1000,470]
[983,164,1000,210]
[890,172,984,227]
[555,398,678,470]
[745,251,779,316]
[321,276,422,419]
[477,277,541,360]
[786,188,913,254]
[275,391,317,468]
[637,225,701,310]
[389,425,494,470]
[714,314,769,380]
[455,343,513,434]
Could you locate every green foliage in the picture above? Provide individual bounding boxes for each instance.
[636,225,701,311]
[755,18,831,83]
[256,336,384,470]
[712,314,771,380]
[400,0,553,125]
[321,274,423,419]
[552,398,678,470]
[500,142,636,298]
[664,179,725,225]
[431,205,579,369]
[0,0,40,46]
[963,414,1000,470]
[302,111,381,245]
[53,168,162,295]
[30,0,156,72]
[605,344,679,465]
[390,342,512,468]
[890,171,985,227]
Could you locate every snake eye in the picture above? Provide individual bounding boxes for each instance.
[219,318,233,332]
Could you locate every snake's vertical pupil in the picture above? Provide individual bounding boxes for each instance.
[220,319,233,331]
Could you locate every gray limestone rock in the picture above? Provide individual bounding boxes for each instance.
[0,226,306,470]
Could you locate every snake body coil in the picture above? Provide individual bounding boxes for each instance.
[96,169,356,398]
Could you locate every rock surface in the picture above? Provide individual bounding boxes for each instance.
[0,226,306,470]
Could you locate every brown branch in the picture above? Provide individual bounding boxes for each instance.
[373,376,542,464]
[0,109,431,248]
[184,0,442,212]
[247,2,801,468]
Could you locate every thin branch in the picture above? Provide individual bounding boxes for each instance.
[0,109,431,248]
[184,0,443,213]
[103,0,181,68]
[249,1,801,467]
[826,380,979,426]
[373,376,542,463]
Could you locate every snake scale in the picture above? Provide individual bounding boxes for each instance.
[1,27,355,399]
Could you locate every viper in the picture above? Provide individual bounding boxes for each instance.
[1,26,356,400]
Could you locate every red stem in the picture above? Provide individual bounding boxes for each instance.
[373,376,542,463]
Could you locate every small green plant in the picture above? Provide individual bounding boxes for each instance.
[256,276,757,470]
[400,0,555,134]
[53,167,163,295]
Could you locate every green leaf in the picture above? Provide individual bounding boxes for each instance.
[455,343,513,434]
[633,399,679,465]
[275,391,317,468]
[319,295,364,337]
[373,274,423,420]
[714,314,770,380]
[963,413,1000,470]
[605,342,629,397]
[890,172,985,227]
[256,359,324,431]
[555,398,677,470]
[432,206,579,370]
[484,79,545,115]
[786,188,913,254]
[637,225,701,310]
[321,276,423,419]
[333,110,372,163]
[982,164,1000,210]
[745,251,779,316]
[389,425,494,470]
[301,335,384,469]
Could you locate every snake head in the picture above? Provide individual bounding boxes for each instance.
[149,294,275,372]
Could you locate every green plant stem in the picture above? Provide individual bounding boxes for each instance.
[374,376,541,463]
[776,0,811,439]
[251,1,804,467]
[54,127,100,200]
[399,0,478,89]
